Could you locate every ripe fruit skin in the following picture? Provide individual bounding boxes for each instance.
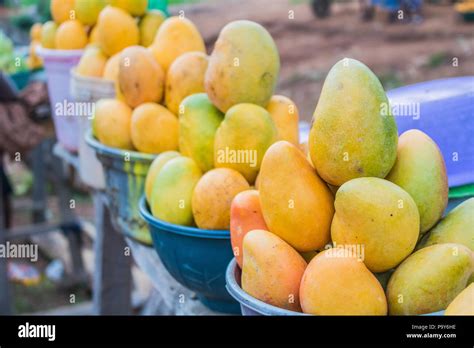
[266,95,300,145]
[130,103,179,154]
[300,249,387,315]
[230,190,268,268]
[96,6,139,56]
[205,20,280,113]
[51,0,75,24]
[102,53,125,100]
[118,46,165,108]
[165,52,209,116]
[139,10,166,47]
[92,99,134,150]
[386,129,448,234]
[309,58,398,186]
[107,0,148,16]
[445,283,474,315]
[192,168,250,230]
[242,230,307,312]
[387,243,473,315]
[75,0,106,26]
[150,157,202,226]
[76,45,107,77]
[55,20,88,50]
[40,21,58,49]
[331,177,419,273]
[150,16,206,72]
[259,141,334,252]
[145,151,181,203]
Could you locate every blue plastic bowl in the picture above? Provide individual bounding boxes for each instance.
[86,132,155,245]
[139,196,240,314]
[226,258,445,316]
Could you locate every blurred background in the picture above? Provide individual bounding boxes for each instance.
[0,0,472,314]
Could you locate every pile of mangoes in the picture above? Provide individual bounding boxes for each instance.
[232,58,474,316]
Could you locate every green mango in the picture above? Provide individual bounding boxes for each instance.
[179,93,224,173]
[386,129,448,233]
[309,58,398,186]
[421,198,474,250]
[150,156,202,226]
[387,243,473,315]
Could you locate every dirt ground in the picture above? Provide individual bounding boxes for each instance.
[173,0,474,121]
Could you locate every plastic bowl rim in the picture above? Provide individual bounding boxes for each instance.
[85,130,156,162]
[139,196,230,239]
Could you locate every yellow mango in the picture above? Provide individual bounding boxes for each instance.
[130,103,178,154]
[139,10,166,47]
[192,168,249,230]
[386,130,448,233]
[165,51,208,116]
[300,249,387,315]
[51,0,75,24]
[421,198,474,251]
[387,243,473,315]
[179,93,224,172]
[145,151,181,204]
[75,0,106,26]
[30,23,42,41]
[445,283,474,315]
[266,95,299,145]
[76,45,107,77]
[151,156,202,226]
[118,46,165,108]
[332,177,419,273]
[102,53,124,100]
[205,20,280,113]
[214,103,277,184]
[107,0,148,16]
[259,141,334,252]
[150,16,205,72]
[309,58,398,186]
[40,21,58,49]
[55,20,88,50]
[92,98,133,150]
[96,6,139,56]
[242,229,307,312]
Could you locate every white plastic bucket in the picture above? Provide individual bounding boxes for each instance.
[70,69,116,190]
[37,47,84,152]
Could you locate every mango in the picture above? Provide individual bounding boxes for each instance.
[30,23,42,41]
[97,6,139,56]
[421,198,474,251]
[107,0,148,16]
[92,98,133,150]
[230,190,268,267]
[151,156,202,226]
[166,52,209,116]
[259,141,334,252]
[242,230,306,312]
[445,283,474,315]
[102,53,124,100]
[40,21,57,49]
[130,103,178,154]
[50,0,75,24]
[179,93,224,172]
[145,151,181,204]
[192,168,249,230]
[55,20,88,50]
[309,58,398,186]
[266,95,299,145]
[118,46,165,108]
[387,243,473,315]
[332,177,419,273]
[386,130,448,233]
[76,45,107,77]
[139,10,166,47]
[205,20,280,113]
[214,103,277,184]
[150,17,206,72]
[300,249,387,315]
[89,25,100,44]
[75,0,106,26]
